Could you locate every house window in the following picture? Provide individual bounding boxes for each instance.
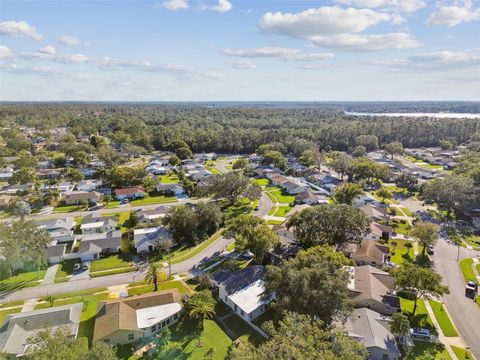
[174,314,178,320]
[128,333,134,340]
[381,354,388,360]
[162,321,166,327]
[151,324,156,332]
[240,310,244,316]
[104,338,110,343]
[167,318,171,325]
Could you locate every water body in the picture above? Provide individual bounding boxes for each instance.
[345,112,480,119]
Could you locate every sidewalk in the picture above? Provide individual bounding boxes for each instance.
[424,300,458,360]
[41,265,59,286]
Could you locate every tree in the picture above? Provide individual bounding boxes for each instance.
[142,176,157,193]
[385,142,404,160]
[286,204,371,250]
[226,214,279,264]
[264,246,353,324]
[195,201,223,240]
[198,172,261,206]
[351,145,367,158]
[256,143,285,155]
[14,150,38,169]
[230,311,366,360]
[176,146,193,160]
[261,150,287,170]
[103,166,147,188]
[377,188,393,203]
[391,263,449,315]
[168,139,189,151]
[329,152,353,180]
[390,313,410,348]
[145,262,167,292]
[188,290,216,347]
[355,135,379,151]
[395,172,418,192]
[333,183,364,205]
[439,139,454,150]
[410,222,439,256]
[97,145,120,167]
[169,154,181,166]
[348,157,389,183]
[73,150,89,167]
[163,205,198,244]
[299,149,315,167]
[14,201,31,218]
[45,295,56,307]
[63,168,84,182]
[232,158,248,170]
[9,167,37,185]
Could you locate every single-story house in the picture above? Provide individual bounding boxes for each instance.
[37,217,76,242]
[137,207,167,224]
[351,239,390,266]
[63,191,101,205]
[146,164,170,175]
[0,183,33,195]
[188,169,213,182]
[249,153,264,162]
[346,265,401,315]
[212,265,272,322]
[114,186,145,201]
[0,167,13,179]
[365,222,394,241]
[0,303,82,359]
[148,158,170,167]
[45,244,67,264]
[196,152,216,161]
[156,183,184,196]
[342,307,400,360]
[93,290,183,346]
[296,190,328,205]
[80,214,117,234]
[272,225,296,242]
[77,179,103,192]
[134,226,173,253]
[77,230,122,261]
[0,195,13,208]
[360,204,390,222]
[36,168,62,179]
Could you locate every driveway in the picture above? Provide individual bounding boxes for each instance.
[254,192,272,218]
[433,236,480,359]
[0,235,232,302]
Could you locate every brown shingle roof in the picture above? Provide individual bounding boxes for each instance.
[350,265,396,303]
[93,289,182,342]
[114,186,145,196]
[352,239,389,264]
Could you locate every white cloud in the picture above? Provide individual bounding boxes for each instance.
[159,0,189,11]
[229,60,256,69]
[0,45,13,59]
[258,6,419,51]
[58,35,80,46]
[20,48,90,63]
[426,0,480,27]
[336,0,426,13]
[200,0,232,13]
[0,63,59,76]
[0,20,42,40]
[39,45,56,55]
[311,33,420,51]
[223,46,334,61]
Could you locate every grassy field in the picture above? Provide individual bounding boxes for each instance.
[404,342,451,360]
[253,178,269,187]
[266,188,295,204]
[158,172,180,184]
[451,346,474,360]
[417,162,444,170]
[429,300,458,337]
[54,204,87,213]
[127,280,189,296]
[0,307,22,325]
[386,239,415,264]
[90,254,134,272]
[459,258,477,283]
[90,267,135,278]
[54,259,77,283]
[463,235,480,250]
[272,206,291,217]
[399,206,413,217]
[222,314,265,347]
[266,219,284,225]
[166,230,224,265]
[391,218,411,235]
[104,201,121,209]
[0,269,47,293]
[130,195,177,206]
[400,297,434,332]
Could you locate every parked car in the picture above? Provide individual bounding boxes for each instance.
[73,263,81,272]
[465,281,478,299]
[411,328,431,340]
[426,245,434,255]
[81,263,89,271]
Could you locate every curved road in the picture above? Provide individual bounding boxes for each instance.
[0,236,233,303]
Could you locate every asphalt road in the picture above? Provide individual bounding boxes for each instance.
[433,237,480,359]
[0,236,233,302]
[255,192,272,218]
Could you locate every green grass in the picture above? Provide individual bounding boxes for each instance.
[463,235,480,250]
[273,206,291,217]
[226,242,235,251]
[90,267,135,278]
[266,219,284,225]
[130,195,177,206]
[417,162,444,170]
[158,172,180,184]
[253,178,269,187]
[459,258,477,283]
[404,342,451,360]
[90,254,133,272]
[0,300,24,308]
[399,206,413,217]
[54,259,77,283]
[391,218,411,235]
[265,191,276,203]
[0,307,21,325]
[451,346,474,360]
[386,239,415,264]
[210,168,222,175]
[400,297,434,332]
[35,292,108,310]
[222,314,264,347]
[78,294,109,345]
[54,204,87,213]
[268,188,295,204]
[0,269,47,292]
[430,300,458,337]
[127,280,188,296]
[167,230,224,265]
[104,201,121,209]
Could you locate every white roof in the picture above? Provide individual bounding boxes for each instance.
[80,221,104,229]
[136,303,182,329]
[133,227,158,235]
[228,279,266,315]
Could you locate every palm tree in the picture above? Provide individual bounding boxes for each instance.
[188,292,216,347]
[390,313,410,349]
[144,261,166,291]
[45,295,56,307]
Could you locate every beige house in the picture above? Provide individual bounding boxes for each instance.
[63,191,101,205]
[93,289,183,346]
[352,239,390,266]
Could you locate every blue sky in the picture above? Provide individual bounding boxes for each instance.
[0,0,479,101]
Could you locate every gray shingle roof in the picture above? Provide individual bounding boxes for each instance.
[219,265,265,295]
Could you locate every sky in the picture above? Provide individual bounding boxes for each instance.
[0,0,479,101]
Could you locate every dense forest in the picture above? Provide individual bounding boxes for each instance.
[1,102,480,154]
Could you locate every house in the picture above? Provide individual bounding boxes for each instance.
[365,222,394,241]
[0,183,33,195]
[342,308,400,360]
[137,207,167,224]
[0,303,82,359]
[146,164,170,175]
[40,181,75,195]
[360,204,390,222]
[93,290,183,346]
[314,173,342,192]
[279,177,309,195]
[37,217,76,242]
[268,234,300,265]
[77,230,122,261]
[77,179,103,192]
[134,226,173,253]
[156,183,185,196]
[212,265,272,321]
[249,153,264,162]
[188,168,213,182]
[0,167,13,179]
[296,190,328,205]
[351,239,390,266]
[36,168,62,179]
[64,191,101,205]
[196,152,216,161]
[272,224,296,241]
[45,244,67,264]
[0,195,13,208]
[114,186,145,201]
[148,158,170,167]
[346,265,401,315]
[80,214,117,234]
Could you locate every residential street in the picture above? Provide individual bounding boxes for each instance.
[0,236,233,302]
[254,192,272,218]
[433,237,480,359]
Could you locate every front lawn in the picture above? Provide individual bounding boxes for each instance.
[130,195,177,206]
[463,235,480,250]
[451,346,474,360]
[400,297,435,332]
[459,258,477,283]
[167,230,224,265]
[391,219,411,235]
[266,219,284,225]
[273,206,291,217]
[54,259,77,283]
[386,239,415,264]
[404,342,451,360]
[127,280,189,296]
[104,201,121,209]
[54,204,87,213]
[268,188,295,204]
[0,269,47,293]
[158,172,180,184]
[222,314,265,347]
[0,307,21,325]
[90,254,134,273]
[253,178,269,187]
[429,300,458,337]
